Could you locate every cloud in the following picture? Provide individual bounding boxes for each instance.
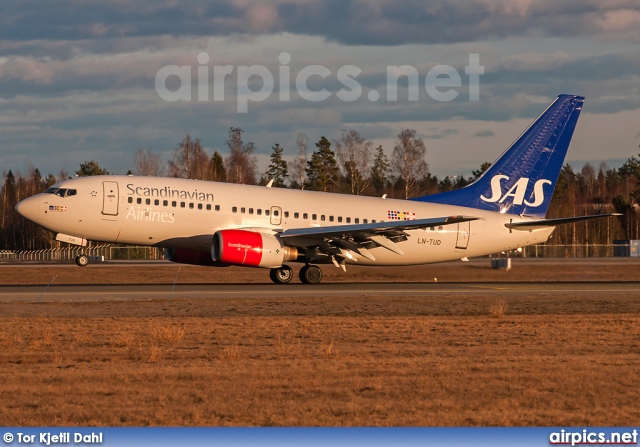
[1,1,640,45]
[421,128,459,140]
[474,130,495,137]
[1,1,640,177]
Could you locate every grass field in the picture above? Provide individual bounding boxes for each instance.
[1,260,639,426]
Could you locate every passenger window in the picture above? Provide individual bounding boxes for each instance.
[257,209,262,215]
[128,197,133,204]
[338,217,343,223]
[321,215,325,221]
[249,208,254,214]
[294,212,299,219]
[355,218,359,224]
[232,207,237,213]
[163,200,168,206]
[303,213,308,219]
[372,219,376,223]
[189,203,194,209]
[265,210,270,216]
[206,204,211,210]
[215,205,220,211]
[284,211,289,218]
[145,199,150,205]
[346,217,351,223]
[363,219,368,224]
[172,201,177,207]
[241,207,245,213]
[180,202,185,208]
[137,198,142,204]
[329,216,334,222]
[274,210,279,217]
[312,214,317,220]
[154,199,159,206]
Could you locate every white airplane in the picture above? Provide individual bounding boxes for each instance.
[16,95,618,284]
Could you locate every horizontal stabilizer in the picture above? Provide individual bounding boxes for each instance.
[505,214,621,231]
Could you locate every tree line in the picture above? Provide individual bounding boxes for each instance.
[1,127,639,250]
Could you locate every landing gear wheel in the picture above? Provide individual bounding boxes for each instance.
[270,265,294,284]
[299,265,322,284]
[75,254,89,267]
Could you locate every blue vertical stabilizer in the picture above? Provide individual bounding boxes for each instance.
[412,95,585,218]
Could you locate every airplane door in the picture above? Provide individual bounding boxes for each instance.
[102,181,119,216]
[455,221,470,250]
[270,206,282,226]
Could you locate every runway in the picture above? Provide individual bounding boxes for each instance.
[1,281,639,302]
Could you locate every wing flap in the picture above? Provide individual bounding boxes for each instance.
[280,215,479,239]
[505,214,621,231]
[279,215,479,264]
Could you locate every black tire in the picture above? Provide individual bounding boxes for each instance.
[299,265,322,284]
[75,254,89,267]
[270,266,293,284]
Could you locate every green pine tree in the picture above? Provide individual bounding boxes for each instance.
[305,136,339,192]
[370,145,389,196]
[76,160,109,176]
[265,144,289,187]
[208,150,227,182]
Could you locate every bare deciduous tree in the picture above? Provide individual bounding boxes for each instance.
[335,129,373,195]
[167,134,210,180]
[288,133,308,189]
[225,127,257,184]
[392,128,428,199]
[134,148,164,177]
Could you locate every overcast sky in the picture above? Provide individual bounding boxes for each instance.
[1,0,639,178]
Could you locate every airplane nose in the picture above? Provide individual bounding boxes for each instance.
[15,197,41,224]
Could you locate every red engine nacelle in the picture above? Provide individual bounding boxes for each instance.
[164,248,226,266]
[211,229,298,268]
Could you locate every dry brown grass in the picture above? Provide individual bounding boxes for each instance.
[218,344,249,362]
[489,299,508,318]
[2,258,640,286]
[1,293,639,426]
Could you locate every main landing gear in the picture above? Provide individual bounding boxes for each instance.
[269,265,293,284]
[299,265,322,284]
[269,265,323,284]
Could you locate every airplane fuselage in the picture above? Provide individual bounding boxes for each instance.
[19,175,553,266]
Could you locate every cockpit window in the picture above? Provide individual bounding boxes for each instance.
[51,188,77,197]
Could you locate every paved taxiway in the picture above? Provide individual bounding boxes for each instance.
[1,281,638,302]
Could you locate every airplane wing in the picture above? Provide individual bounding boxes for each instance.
[505,214,621,231]
[278,215,479,268]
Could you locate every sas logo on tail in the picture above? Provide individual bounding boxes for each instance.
[480,175,552,207]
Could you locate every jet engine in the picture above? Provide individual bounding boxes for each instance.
[211,229,298,268]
